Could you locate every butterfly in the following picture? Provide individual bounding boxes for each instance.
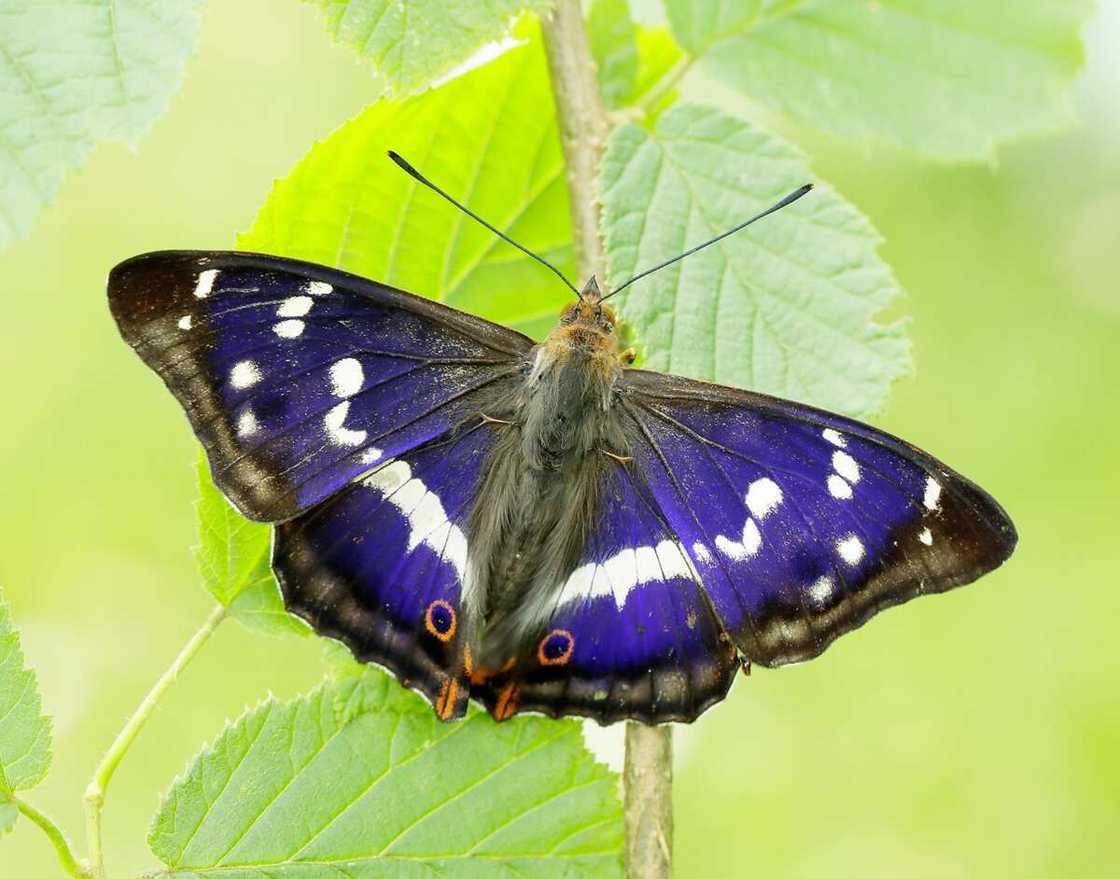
[107,153,1016,725]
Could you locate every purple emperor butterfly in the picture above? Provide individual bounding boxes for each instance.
[107,154,1016,724]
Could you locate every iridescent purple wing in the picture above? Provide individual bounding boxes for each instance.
[108,251,530,522]
[618,369,1017,669]
[275,424,499,720]
[475,459,739,725]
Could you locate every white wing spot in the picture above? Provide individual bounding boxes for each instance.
[363,459,410,494]
[360,447,383,465]
[558,539,697,610]
[822,428,847,448]
[716,518,762,562]
[361,460,469,587]
[808,575,835,607]
[193,269,218,298]
[277,295,313,317]
[273,319,305,338]
[836,534,865,566]
[236,409,259,437]
[828,474,853,499]
[924,477,942,511]
[745,477,782,520]
[692,541,712,564]
[324,401,367,446]
[329,358,364,398]
[603,548,640,599]
[177,314,192,330]
[229,360,262,389]
[832,451,860,484]
[656,539,698,581]
[918,527,933,546]
[306,280,333,296]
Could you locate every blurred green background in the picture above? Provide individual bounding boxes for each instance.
[2,1,1117,876]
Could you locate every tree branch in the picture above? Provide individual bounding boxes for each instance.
[624,723,673,878]
[539,4,674,877]
[540,0,609,286]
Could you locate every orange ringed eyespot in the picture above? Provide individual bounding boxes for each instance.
[537,629,575,666]
[424,599,457,642]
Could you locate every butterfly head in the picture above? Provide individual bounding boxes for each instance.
[548,283,621,371]
[559,292,616,336]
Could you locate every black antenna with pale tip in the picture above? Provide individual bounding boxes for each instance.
[388,151,581,298]
[600,183,814,302]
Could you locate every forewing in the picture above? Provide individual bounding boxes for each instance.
[108,251,530,522]
[475,459,738,725]
[620,368,1017,667]
[275,423,499,720]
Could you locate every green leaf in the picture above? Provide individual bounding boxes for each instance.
[0,595,51,794]
[601,103,910,418]
[663,0,766,53]
[663,0,1091,160]
[240,35,573,340]
[0,0,204,251]
[631,26,685,112]
[589,0,638,108]
[307,0,553,95]
[146,670,623,878]
[195,455,308,638]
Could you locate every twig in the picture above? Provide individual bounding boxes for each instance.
[540,0,609,286]
[13,796,91,878]
[82,603,227,878]
[623,724,673,878]
[539,4,674,877]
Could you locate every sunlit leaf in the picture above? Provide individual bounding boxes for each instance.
[0,594,51,797]
[663,0,1091,159]
[307,0,553,95]
[195,455,307,638]
[601,103,910,418]
[0,0,203,251]
[240,36,574,340]
[589,0,638,107]
[631,26,685,115]
[146,669,623,878]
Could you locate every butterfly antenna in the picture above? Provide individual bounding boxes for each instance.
[600,183,814,302]
[388,151,581,298]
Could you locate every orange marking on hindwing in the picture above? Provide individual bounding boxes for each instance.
[470,655,516,686]
[435,677,461,721]
[493,682,520,721]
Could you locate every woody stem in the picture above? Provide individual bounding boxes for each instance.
[539,4,674,878]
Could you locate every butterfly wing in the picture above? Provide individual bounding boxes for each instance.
[618,368,1017,668]
[108,251,531,522]
[474,457,739,725]
[275,423,500,720]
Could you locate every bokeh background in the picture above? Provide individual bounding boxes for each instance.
[2,1,1117,876]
